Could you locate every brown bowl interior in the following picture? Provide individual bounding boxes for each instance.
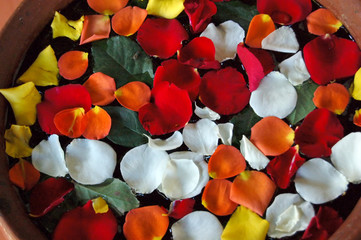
[0,0,361,239]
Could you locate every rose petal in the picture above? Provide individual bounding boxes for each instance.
[245,14,275,48]
[80,15,111,45]
[53,107,87,138]
[279,51,310,86]
[168,198,196,219]
[83,72,116,106]
[240,135,270,170]
[87,0,128,15]
[147,131,183,151]
[217,123,233,146]
[184,0,217,33]
[82,106,112,140]
[313,83,350,115]
[111,6,147,36]
[115,81,151,112]
[350,68,361,100]
[262,26,299,53]
[51,11,84,40]
[194,102,221,120]
[294,158,348,204]
[353,109,361,127]
[58,50,89,80]
[146,0,185,19]
[5,125,33,158]
[306,8,342,36]
[66,139,117,185]
[9,159,40,191]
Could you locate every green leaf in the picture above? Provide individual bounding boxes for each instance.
[286,80,319,125]
[213,1,258,30]
[92,36,154,88]
[75,178,139,215]
[104,106,148,147]
[230,106,262,148]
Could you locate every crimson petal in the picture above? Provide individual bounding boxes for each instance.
[199,67,250,115]
[139,81,193,135]
[303,34,361,85]
[137,18,188,59]
[29,178,74,217]
[257,0,312,25]
[266,146,305,189]
[53,200,117,240]
[168,198,196,219]
[154,59,201,101]
[295,108,344,158]
[184,0,217,33]
[178,37,220,69]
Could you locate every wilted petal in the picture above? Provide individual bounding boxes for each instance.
[66,139,117,185]
[250,71,297,118]
[51,11,84,40]
[266,193,315,238]
[331,132,361,183]
[5,125,32,158]
[121,144,170,194]
[80,15,111,45]
[306,8,342,36]
[279,51,310,86]
[172,211,223,240]
[183,119,219,155]
[240,135,270,170]
[313,83,350,115]
[294,158,348,204]
[146,0,185,19]
[218,123,233,146]
[262,26,299,53]
[200,20,245,62]
[32,135,68,177]
[194,102,220,120]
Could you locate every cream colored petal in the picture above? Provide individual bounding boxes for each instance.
[240,135,269,170]
[194,103,221,121]
[147,131,183,151]
[218,123,233,146]
[279,51,310,86]
[262,26,299,53]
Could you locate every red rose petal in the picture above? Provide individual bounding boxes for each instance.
[153,59,201,101]
[168,198,196,219]
[199,67,250,115]
[139,81,192,135]
[53,200,117,240]
[184,0,217,33]
[29,178,74,217]
[257,0,312,25]
[178,36,220,69]
[304,34,361,85]
[266,146,305,189]
[37,84,92,135]
[295,108,344,158]
[137,18,189,59]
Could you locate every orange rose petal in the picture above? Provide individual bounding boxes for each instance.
[87,0,129,15]
[58,51,89,80]
[208,144,246,179]
[250,116,294,156]
[123,205,169,240]
[306,8,342,36]
[353,109,361,127]
[202,179,238,216]
[82,106,112,140]
[112,6,148,36]
[80,15,111,45]
[83,72,116,105]
[9,159,40,191]
[313,83,350,115]
[115,81,151,111]
[53,107,88,138]
[245,14,275,48]
[230,170,276,216]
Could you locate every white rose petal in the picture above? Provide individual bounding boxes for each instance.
[250,71,297,119]
[120,144,169,194]
[266,193,315,238]
[32,134,68,177]
[183,119,219,155]
[279,51,310,86]
[240,135,269,170]
[331,132,361,183]
[200,20,245,62]
[262,26,299,53]
[194,103,221,121]
[172,211,223,240]
[147,131,183,151]
[218,122,233,146]
[294,158,348,204]
[66,139,117,185]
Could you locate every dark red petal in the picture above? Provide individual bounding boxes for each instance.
[301,206,343,240]
[153,59,201,101]
[29,178,74,217]
[237,43,268,92]
[53,200,117,240]
[168,198,196,219]
[184,0,217,33]
[199,67,250,115]
[257,0,312,25]
[295,108,344,158]
[266,146,305,189]
[139,81,193,135]
[303,34,361,85]
[137,18,189,59]
[178,36,220,69]
[37,84,92,134]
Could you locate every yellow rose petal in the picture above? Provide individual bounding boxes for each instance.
[17,45,59,86]
[5,125,33,158]
[51,11,84,40]
[146,0,185,19]
[0,82,41,125]
[221,206,269,240]
[350,68,361,100]
[92,197,109,214]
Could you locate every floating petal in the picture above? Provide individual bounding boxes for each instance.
[80,15,111,45]
[58,50,89,80]
[51,11,84,40]
[279,51,310,86]
[83,106,112,140]
[353,109,361,127]
[350,67,361,100]
[9,159,40,191]
[240,135,270,170]
[218,123,233,146]
[313,83,350,114]
[262,26,299,53]
[146,0,185,19]
[245,14,275,48]
[115,81,151,112]
[87,0,128,15]
[147,131,183,151]
[184,0,217,33]
[54,107,87,138]
[83,72,116,106]
[168,198,195,219]
[5,125,32,158]
[194,102,220,120]
[306,8,342,36]
[112,6,147,36]
[294,158,348,204]
[92,197,109,214]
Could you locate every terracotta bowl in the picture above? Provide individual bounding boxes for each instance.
[0,0,360,239]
